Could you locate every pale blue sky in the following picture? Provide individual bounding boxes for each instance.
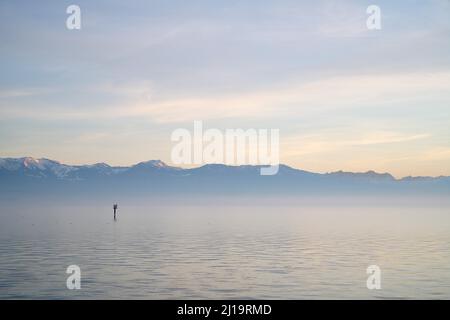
[0,0,449,177]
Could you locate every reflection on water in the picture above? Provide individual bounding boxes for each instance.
[1,203,450,299]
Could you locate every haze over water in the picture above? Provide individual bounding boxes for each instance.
[1,199,450,299]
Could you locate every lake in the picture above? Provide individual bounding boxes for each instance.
[1,199,450,299]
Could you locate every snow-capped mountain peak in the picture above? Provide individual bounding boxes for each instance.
[135,160,168,168]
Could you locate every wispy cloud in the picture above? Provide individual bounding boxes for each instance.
[0,88,52,99]
[1,70,449,123]
[112,71,450,123]
[283,131,431,157]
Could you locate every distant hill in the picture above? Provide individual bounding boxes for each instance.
[1,157,449,198]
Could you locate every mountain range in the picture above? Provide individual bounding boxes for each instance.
[1,157,449,198]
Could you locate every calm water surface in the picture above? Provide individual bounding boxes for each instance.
[1,202,450,299]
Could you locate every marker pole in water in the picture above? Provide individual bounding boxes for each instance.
[113,204,118,221]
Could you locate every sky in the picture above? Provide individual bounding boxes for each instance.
[0,0,449,177]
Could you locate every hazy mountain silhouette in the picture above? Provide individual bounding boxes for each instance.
[1,157,449,198]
